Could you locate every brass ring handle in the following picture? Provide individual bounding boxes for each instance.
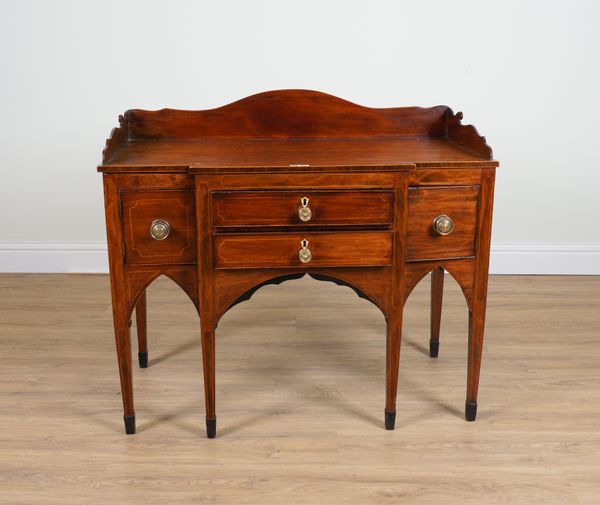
[432,215,454,236]
[150,219,170,240]
[298,196,312,222]
[298,239,312,263]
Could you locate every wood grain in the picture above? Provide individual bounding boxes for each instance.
[126,89,451,139]
[1,274,599,504]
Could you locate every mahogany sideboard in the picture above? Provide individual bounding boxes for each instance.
[98,90,497,438]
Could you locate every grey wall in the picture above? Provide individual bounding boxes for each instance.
[1,0,599,272]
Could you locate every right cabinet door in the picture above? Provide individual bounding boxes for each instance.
[406,186,479,261]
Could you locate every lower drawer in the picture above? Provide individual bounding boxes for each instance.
[213,231,393,269]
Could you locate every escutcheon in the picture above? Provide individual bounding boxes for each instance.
[298,196,312,222]
[298,239,312,263]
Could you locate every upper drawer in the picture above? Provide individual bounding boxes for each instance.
[406,186,479,261]
[121,190,196,265]
[212,190,394,227]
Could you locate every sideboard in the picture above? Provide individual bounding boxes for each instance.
[98,90,497,437]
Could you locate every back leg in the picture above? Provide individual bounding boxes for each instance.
[430,267,444,358]
[135,290,148,368]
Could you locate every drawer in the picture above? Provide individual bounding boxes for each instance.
[213,231,393,269]
[406,186,479,261]
[212,190,394,227]
[121,190,196,265]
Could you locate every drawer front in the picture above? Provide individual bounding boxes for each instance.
[121,190,196,265]
[213,231,393,269]
[212,190,394,227]
[406,186,479,261]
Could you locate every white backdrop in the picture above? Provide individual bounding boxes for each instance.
[1,0,599,273]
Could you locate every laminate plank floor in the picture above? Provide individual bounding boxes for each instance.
[0,274,599,504]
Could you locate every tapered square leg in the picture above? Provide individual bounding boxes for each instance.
[113,312,135,436]
[201,320,216,438]
[465,171,494,423]
[466,302,486,422]
[430,267,444,358]
[135,291,148,368]
[385,314,403,430]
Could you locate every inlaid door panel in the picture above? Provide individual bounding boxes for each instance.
[406,186,479,261]
[121,190,196,265]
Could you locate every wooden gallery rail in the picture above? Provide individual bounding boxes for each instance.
[98,90,498,438]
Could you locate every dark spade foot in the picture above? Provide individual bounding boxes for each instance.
[385,410,396,430]
[429,340,439,358]
[465,401,477,422]
[138,351,148,368]
[206,417,216,438]
[124,414,136,434]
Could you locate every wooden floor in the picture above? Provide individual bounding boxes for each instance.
[1,274,599,504]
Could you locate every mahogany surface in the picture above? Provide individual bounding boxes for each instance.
[98,89,497,437]
[100,137,490,171]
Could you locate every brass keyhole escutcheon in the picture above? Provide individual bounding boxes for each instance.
[298,239,312,263]
[432,215,454,236]
[150,219,170,240]
[298,196,312,222]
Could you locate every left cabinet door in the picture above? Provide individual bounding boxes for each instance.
[121,190,197,265]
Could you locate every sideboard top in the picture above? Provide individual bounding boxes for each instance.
[99,89,497,173]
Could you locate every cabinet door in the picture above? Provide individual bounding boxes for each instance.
[121,190,196,265]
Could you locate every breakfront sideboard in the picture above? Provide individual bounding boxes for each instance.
[98,90,497,438]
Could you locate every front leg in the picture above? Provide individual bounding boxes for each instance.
[465,169,494,421]
[385,313,403,430]
[112,305,135,434]
[466,300,487,421]
[201,318,216,438]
